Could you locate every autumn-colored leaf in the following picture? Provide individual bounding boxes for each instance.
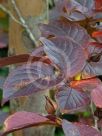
[80,42,102,79]
[40,18,90,48]
[62,120,102,136]
[76,122,102,136]
[70,78,101,91]
[92,31,102,43]
[91,85,102,108]
[40,37,86,78]
[95,0,102,11]
[56,84,90,113]
[0,111,55,136]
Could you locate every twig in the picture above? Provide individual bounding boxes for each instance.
[0,4,22,25]
[90,100,98,130]
[11,0,38,46]
[46,0,49,22]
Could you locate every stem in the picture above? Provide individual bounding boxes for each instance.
[90,100,98,130]
[0,55,51,68]
[0,4,22,25]
[46,0,49,22]
[11,0,38,46]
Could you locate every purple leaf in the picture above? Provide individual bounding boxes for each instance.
[81,42,102,79]
[31,46,44,56]
[40,37,86,78]
[40,19,90,47]
[3,62,64,104]
[49,0,67,19]
[91,85,102,108]
[62,120,102,136]
[0,111,54,136]
[76,123,102,136]
[56,84,90,113]
[62,120,80,136]
[72,0,95,14]
[64,11,86,22]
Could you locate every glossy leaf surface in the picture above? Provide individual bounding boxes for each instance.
[0,111,54,136]
[81,42,102,79]
[62,120,102,136]
[40,37,86,78]
[3,62,63,104]
[56,84,90,113]
[40,19,90,47]
[92,31,102,43]
[70,78,101,91]
[76,122,102,136]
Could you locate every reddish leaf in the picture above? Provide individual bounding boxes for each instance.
[56,84,90,113]
[3,62,64,104]
[71,0,95,14]
[40,18,90,47]
[95,0,102,11]
[62,120,102,136]
[31,46,44,56]
[65,0,95,21]
[76,123,102,136]
[40,37,86,78]
[64,11,87,22]
[62,120,80,136]
[92,31,102,43]
[81,42,102,79]
[70,78,101,91]
[91,85,102,108]
[0,111,54,136]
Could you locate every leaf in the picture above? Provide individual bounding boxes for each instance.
[62,120,80,136]
[56,84,90,113]
[0,111,54,136]
[71,0,94,14]
[31,46,44,56]
[91,85,102,108]
[62,119,102,136]
[40,18,90,47]
[49,0,67,19]
[65,0,95,21]
[81,42,102,79]
[3,62,64,104]
[63,11,86,22]
[95,0,102,11]
[92,31,102,43]
[40,37,86,78]
[70,78,101,91]
[75,123,102,136]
